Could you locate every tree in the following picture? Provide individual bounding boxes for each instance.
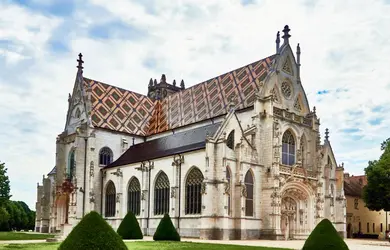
[117,211,143,239]
[303,219,349,250]
[58,211,127,250]
[153,214,180,241]
[362,138,390,211]
[0,162,11,207]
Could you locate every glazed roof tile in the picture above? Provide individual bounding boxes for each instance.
[86,54,276,136]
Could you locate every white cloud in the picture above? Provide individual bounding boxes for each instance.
[1,0,390,209]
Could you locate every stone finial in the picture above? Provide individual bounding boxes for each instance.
[161,74,166,83]
[325,128,329,142]
[132,137,135,146]
[68,93,72,103]
[282,25,291,45]
[77,53,84,70]
[180,79,185,89]
[153,79,157,85]
[297,43,301,65]
[313,106,316,114]
[149,78,153,87]
[173,79,176,86]
[276,31,280,53]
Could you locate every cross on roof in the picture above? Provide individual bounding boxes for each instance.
[77,53,84,70]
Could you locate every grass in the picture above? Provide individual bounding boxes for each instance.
[0,232,54,241]
[0,241,293,250]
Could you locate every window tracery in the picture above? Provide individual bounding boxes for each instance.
[154,172,170,215]
[105,181,116,217]
[185,167,204,215]
[99,147,113,166]
[244,170,254,216]
[128,177,141,215]
[281,82,292,99]
[282,130,295,166]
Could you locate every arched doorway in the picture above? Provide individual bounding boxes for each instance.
[280,183,314,240]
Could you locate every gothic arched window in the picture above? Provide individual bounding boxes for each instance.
[282,130,295,166]
[185,167,204,215]
[245,170,254,216]
[67,149,75,180]
[99,147,113,166]
[226,130,235,150]
[128,177,141,216]
[154,172,170,215]
[226,167,232,216]
[105,181,116,217]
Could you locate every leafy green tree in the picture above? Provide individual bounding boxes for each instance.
[362,138,390,211]
[0,207,10,231]
[0,162,11,206]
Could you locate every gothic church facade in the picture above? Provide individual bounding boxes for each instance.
[35,25,347,240]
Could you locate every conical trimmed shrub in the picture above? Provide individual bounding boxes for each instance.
[303,218,349,250]
[117,211,143,239]
[58,211,127,250]
[153,214,180,241]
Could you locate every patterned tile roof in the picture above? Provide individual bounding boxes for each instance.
[85,54,276,136]
[344,175,367,197]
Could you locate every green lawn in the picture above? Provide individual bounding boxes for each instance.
[0,232,54,241]
[0,241,292,250]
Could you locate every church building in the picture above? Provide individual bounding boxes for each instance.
[35,25,347,240]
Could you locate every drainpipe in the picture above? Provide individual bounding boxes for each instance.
[147,161,153,235]
[100,169,104,215]
[177,155,182,230]
[82,137,88,216]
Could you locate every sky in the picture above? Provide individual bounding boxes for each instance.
[0,0,390,210]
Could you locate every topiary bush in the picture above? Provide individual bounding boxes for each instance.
[153,214,180,241]
[117,211,143,239]
[303,218,349,250]
[58,211,127,250]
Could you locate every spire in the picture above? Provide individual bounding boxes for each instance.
[276,31,280,54]
[153,79,157,85]
[325,128,329,142]
[282,25,291,45]
[173,79,176,86]
[296,43,301,81]
[148,78,153,88]
[77,53,84,70]
[180,79,185,89]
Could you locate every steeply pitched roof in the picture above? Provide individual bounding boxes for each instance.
[86,54,275,136]
[344,175,367,197]
[48,166,56,176]
[105,122,221,168]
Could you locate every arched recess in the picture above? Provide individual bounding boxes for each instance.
[99,147,113,166]
[105,181,116,217]
[75,108,81,118]
[282,130,296,166]
[226,166,232,216]
[154,171,170,215]
[67,149,75,180]
[185,167,204,215]
[244,169,254,216]
[127,177,141,215]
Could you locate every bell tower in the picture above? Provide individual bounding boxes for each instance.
[147,74,184,100]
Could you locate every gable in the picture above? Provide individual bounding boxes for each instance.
[65,73,88,133]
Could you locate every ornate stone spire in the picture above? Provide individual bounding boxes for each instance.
[282,25,291,45]
[77,53,84,70]
[160,74,166,83]
[148,78,153,87]
[180,79,185,89]
[325,128,329,142]
[296,43,301,81]
[276,31,280,53]
[173,79,176,86]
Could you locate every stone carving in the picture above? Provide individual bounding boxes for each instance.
[200,182,207,195]
[89,161,94,177]
[241,185,247,198]
[89,191,95,203]
[111,168,123,177]
[141,190,147,200]
[224,182,230,195]
[171,187,176,198]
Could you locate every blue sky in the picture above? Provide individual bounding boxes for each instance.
[1,0,390,210]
